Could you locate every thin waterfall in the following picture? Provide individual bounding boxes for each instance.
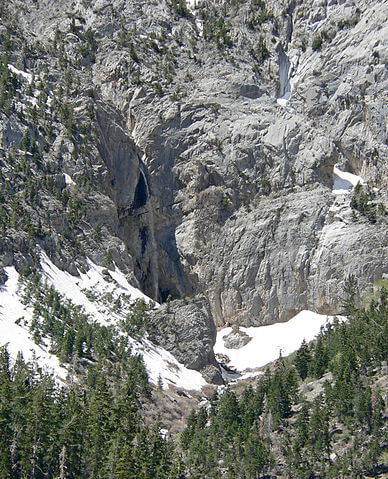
[139,164,160,301]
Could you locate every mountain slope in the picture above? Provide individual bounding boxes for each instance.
[0,0,387,381]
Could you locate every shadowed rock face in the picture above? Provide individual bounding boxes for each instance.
[133,171,148,209]
[1,0,387,380]
[95,103,140,210]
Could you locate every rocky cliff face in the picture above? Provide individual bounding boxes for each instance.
[0,0,387,377]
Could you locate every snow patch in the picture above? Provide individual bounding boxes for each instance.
[186,0,200,11]
[134,338,207,391]
[8,64,33,83]
[195,18,204,36]
[276,97,290,107]
[333,164,364,195]
[0,267,68,382]
[39,251,156,326]
[38,252,205,390]
[64,173,75,186]
[1,255,207,391]
[215,311,346,374]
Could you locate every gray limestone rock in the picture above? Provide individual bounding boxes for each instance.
[149,297,223,384]
[223,329,252,349]
[0,114,24,148]
[2,0,387,380]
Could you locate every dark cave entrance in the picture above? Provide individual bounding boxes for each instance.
[133,170,148,209]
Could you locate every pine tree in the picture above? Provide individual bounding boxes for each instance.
[57,385,85,477]
[267,369,292,424]
[61,329,75,362]
[26,372,59,478]
[0,347,13,478]
[311,336,329,378]
[309,397,331,459]
[295,339,311,380]
[181,409,197,449]
[356,386,372,430]
[295,402,310,449]
[341,274,358,315]
[244,427,272,478]
[9,353,35,477]
[84,371,113,478]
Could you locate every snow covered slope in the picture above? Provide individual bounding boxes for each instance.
[8,64,33,83]
[333,165,364,195]
[215,310,346,377]
[0,254,206,391]
[0,267,68,382]
[40,250,157,326]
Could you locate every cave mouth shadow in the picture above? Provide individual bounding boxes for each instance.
[133,170,148,209]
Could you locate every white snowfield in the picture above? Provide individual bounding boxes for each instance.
[333,164,364,195]
[215,310,346,374]
[276,97,289,107]
[63,173,75,186]
[186,0,200,11]
[133,337,206,391]
[0,267,68,382]
[0,252,206,390]
[40,251,205,389]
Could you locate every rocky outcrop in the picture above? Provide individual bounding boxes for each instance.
[223,328,252,350]
[0,266,7,286]
[149,297,223,384]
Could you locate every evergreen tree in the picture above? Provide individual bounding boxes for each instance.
[84,372,114,478]
[309,396,331,459]
[355,385,372,430]
[0,347,13,478]
[243,426,272,477]
[311,335,329,378]
[341,274,358,315]
[218,388,240,432]
[295,402,310,449]
[267,368,291,424]
[57,385,85,477]
[295,339,311,380]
